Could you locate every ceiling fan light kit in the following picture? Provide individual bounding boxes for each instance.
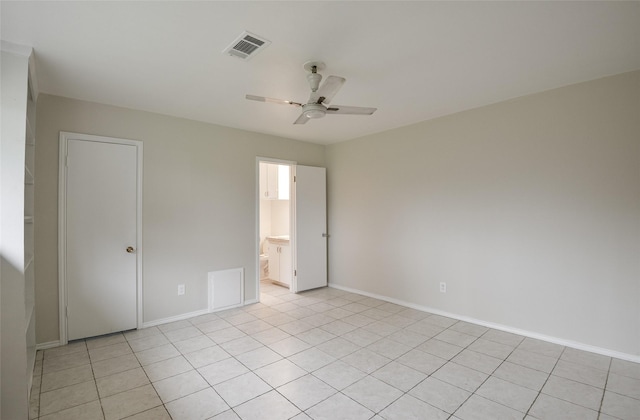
[246,60,376,125]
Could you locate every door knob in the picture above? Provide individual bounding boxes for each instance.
[126,246,136,253]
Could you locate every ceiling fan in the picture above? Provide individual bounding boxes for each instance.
[246,61,377,125]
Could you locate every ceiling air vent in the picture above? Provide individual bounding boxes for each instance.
[223,31,270,60]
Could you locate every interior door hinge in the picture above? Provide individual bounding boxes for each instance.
[293,176,296,182]
[294,270,297,276]
[65,155,69,167]
[65,306,68,318]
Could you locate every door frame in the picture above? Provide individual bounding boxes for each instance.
[255,157,296,300]
[58,132,143,345]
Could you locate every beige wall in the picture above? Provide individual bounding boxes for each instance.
[35,95,325,343]
[326,71,640,356]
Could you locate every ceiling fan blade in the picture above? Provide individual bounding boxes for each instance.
[326,105,377,115]
[246,94,302,107]
[293,113,310,124]
[310,76,345,104]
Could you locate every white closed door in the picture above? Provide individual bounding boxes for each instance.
[65,138,139,340]
[294,165,327,292]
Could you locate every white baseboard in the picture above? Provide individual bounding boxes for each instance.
[329,283,640,363]
[36,341,61,350]
[244,298,259,305]
[142,309,210,329]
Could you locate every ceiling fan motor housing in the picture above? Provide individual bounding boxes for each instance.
[303,103,326,119]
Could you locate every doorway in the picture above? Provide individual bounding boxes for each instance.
[256,159,329,298]
[258,160,293,293]
[58,132,143,344]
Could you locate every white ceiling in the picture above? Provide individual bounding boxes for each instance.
[2,1,639,145]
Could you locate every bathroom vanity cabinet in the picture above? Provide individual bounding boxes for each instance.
[267,236,291,286]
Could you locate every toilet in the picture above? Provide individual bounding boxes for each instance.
[259,240,269,280]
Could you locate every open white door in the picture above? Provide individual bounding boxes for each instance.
[293,165,327,292]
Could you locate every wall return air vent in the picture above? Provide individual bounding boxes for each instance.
[223,31,270,60]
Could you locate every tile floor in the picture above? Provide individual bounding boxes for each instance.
[30,281,640,420]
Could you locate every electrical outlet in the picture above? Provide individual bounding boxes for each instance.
[439,282,447,293]
[178,284,185,295]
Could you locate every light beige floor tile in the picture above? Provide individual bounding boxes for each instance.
[452,349,503,374]
[343,375,403,413]
[39,380,98,416]
[41,364,94,392]
[507,348,558,373]
[207,326,246,344]
[342,328,383,347]
[600,390,640,420]
[211,409,241,419]
[165,387,229,420]
[409,376,471,414]
[517,337,564,358]
[397,349,447,375]
[198,357,249,386]
[295,327,337,346]
[124,326,161,341]
[493,361,549,391]
[449,321,489,337]
[143,355,193,382]
[277,374,337,411]
[158,320,192,333]
[88,341,132,362]
[214,371,271,407]
[164,326,203,342]
[288,347,336,372]
[86,333,125,350]
[432,362,488,392]
[481,329,524,347]
[153,370,209,403]
[183,344,230,368]
[219,336,263,356]
[610,358,640,380]
[235,346,282,370]
[367,337,412,359]
[318,334,362,357]
[254,358,307,388]
[124,405,172,420]
[372,361,427,392]
[135,343,180,365]
[606,372,640,399]
[306,392,374,420]
[380,394,448,420]
[454,394,523,420]
[43,341,87,359]
[529,394,598,420]
[91,353,140,378]
[234,390,301,420]
[551,359,607,388]
[560,347,611,371]
[268,336,311,357]
[417,338,464,360]
[342,348,391,374]
[387,329,429,347]
[541,375,603,410]
[476,376,537,413]
[100,384,162,420]
[173,334,215,354]
[127,333,170,352]
[467,338,514,360]
[195,318,233,334]
[313,360,366,390]
[96,367,149,398]
[434,329,478,347]
[39,400,103,420]
[43,351,90,373]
